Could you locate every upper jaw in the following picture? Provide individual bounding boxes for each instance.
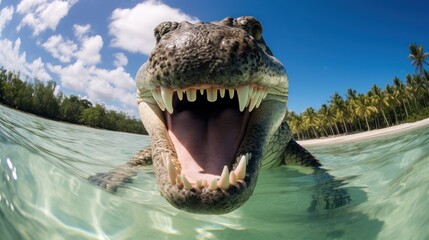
[152,84,269,114]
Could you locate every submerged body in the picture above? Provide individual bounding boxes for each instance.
[91,16,324,214]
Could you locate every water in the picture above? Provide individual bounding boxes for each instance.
[1,104,428,240]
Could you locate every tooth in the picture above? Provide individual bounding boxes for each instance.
[199,88,205,95]
[161,87,174,114]
[249,91,262,111]
[177,90,183,101]
[166,156,177,185]
[255,91,264,108]
[219,88,226,98]
[176,175,183,186]
[217,166,230,190]
[263,89,268,99]
[187,89,197,102]
[207,88,218,102]
[248,96,258,112]
[236,85,250,112]
[255,97,263,108]
[209,178,218,190]
[196,179,203,188]
[253,89,261,100]
[229,171,237,185]
[234,155,247,180]
[252,86,259,98]
[246,96,251,108]
[249,86,254,98]
[202,179,208,187]
[181,175,192,190]
[152,90,166,111]
[228,88,235,99]
[151,90,159,101]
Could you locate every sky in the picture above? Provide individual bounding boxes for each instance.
[0,0,428,116]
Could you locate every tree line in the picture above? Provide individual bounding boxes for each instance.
[286,43,429,140]
[0,68,147,135]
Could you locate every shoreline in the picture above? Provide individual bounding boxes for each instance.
[0,104,148,136]
[298,118,429,147]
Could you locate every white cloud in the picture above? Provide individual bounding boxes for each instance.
[42,34,77,63]
[75,35,103,66]
[0,37,51,81]
[41,24,103,66]
[109,0,199,55]
[48,61,136,108]
[16,0,77,36]
[0,5,14,36]
[113,52,128,67]
[47,60,88,90]
[44,26,134,107]
[92,66,134,90]
[39,21,136,113]
[0,38,27,72]
[27,57,52,81]
[73,23,90,39]
[1,2,139,115]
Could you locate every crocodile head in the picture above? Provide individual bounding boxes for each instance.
[136,16,288,214]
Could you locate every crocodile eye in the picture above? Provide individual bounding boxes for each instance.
[251,23,262,40]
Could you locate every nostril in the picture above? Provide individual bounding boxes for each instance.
[251,23,262,41]
[154,21,179,43]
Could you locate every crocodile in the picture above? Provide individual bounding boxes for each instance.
[90,16,336,214]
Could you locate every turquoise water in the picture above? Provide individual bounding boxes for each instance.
[1,104,429,240]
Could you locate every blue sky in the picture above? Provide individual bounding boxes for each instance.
[0,0,428,116]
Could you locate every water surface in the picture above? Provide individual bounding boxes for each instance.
[1,105,428,239]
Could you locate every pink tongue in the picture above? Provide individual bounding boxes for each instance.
[166,109,247,183]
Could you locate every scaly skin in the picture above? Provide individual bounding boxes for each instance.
[89,16,350,214]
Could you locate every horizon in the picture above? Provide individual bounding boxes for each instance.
[0,0,428,117]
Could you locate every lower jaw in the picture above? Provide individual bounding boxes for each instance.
[162,151,251,192]
[156,151,258,214]
[160,176,253,214]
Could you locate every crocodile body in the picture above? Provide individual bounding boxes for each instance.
[90,16,343,214]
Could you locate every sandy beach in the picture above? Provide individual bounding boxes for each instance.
[298,118,429,147]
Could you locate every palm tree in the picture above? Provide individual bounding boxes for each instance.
[408,43,429,75]
[369,84,390,127]
[346,88,362,131]
[354,95,377,131]
[330,92,349,134]
[393,77,410,119]
[406,74,428,109]
[302,107,320,138]
[288,114,304,140]
[287,44,429,137]
[405,74,417,111]
[346,88,359,107]
[424,70,429,81]
[318,104,336,135]
[385,84,400,124]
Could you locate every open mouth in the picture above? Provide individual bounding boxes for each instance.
[151,85,268,191]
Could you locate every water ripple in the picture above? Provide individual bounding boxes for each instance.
[1,105,429,239]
